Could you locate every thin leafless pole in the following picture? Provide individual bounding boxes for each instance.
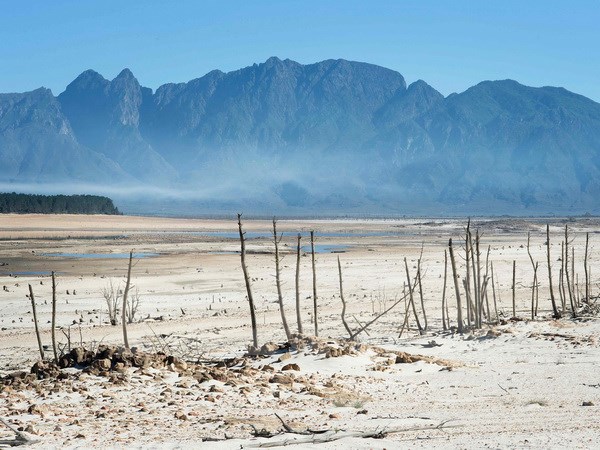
[337,256,352,338]
[564,225,576,316]
[584,232,590,303]
[238,213,258,348]
[273,219,292,341]
[441,250,448,331]
[295,233,303,334]
[404,257,423,334]
[546,224,560,318]
[121,250,133,349]
[572,247,577,308]
[491,262,499,322]
[416,257,428,331]
[51,271,58,364]
[28,284,44,360]
[465,221,472,327]
[526,232,538,318]
[310,231,318,336]
[531,263,538,320]
[559,242,566,311]
[483,245,491,321]
[449,239,464,333]
[511,260,516,318]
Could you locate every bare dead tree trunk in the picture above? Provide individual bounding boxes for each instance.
[512,260,516,318]
[584,232,590,303]
[121,250,133,349]
[238,213,258,348]
[337,256,352,338]
[475,231,482,328]
[442,250,448,331]
[310,231,318,336]
[272,219,292,341]
[295,233,303,334]
[448,239,463,333]
[404,257,424,334]
[526,232,539,319]
[564,225,576,317]
[28,284,44,360]
[416,257,428,331]
[483,245,491,322]
[546,224,560,318]
[51,271,58,363]
[465,221,472,327]
[559,242,566,311]
[531,262,538,320]
[491,262,499,322]
[572,247,577,308]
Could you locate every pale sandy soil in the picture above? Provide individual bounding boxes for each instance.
[0,214,599,449]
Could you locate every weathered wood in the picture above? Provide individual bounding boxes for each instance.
[121,250,133,349]
[441,250,448,331]
[337,256,352,337]
[512,260,516,318]
[416,256,427,331]
[238,213,258,348]
[28,284,44,360]
[404,257,424,334]
[295,234,303,334]
[51,271,58,363]
[546,224,560,318]
[310,230,318,337]
[584,232,590,303]
[273,219,292,341]
[448,238,464,333]
[0,417,39,446]
[564,225,576,317]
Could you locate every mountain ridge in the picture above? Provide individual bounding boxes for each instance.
[1,57,599,215]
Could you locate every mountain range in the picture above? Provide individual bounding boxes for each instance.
[1,57,600,215]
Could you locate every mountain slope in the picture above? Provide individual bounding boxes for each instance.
[0,88,128,183]
[1,58,600,214]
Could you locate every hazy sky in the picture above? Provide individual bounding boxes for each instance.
[1,1,598,101]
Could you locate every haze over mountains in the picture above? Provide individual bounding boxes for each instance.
[1,57,600,215]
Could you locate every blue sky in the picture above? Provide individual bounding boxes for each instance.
[1,1,599,101]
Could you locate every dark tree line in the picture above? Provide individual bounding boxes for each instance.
[0,192,120,215]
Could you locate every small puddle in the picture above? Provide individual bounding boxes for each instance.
[0,271,56,276]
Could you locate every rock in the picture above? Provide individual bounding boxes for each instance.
[278,352,291,362]
[281,363,300,371]
[329,413,340,419]
[269,374,294,385]
[175,411,188,420]
[24,424,39,435]
[582,401,595,406]
[92,358,112,372]
[260,342,280,355]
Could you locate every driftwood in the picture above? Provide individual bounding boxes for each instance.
[350,291,410,340]
[0,417,39,446]
[247,417,459,448]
